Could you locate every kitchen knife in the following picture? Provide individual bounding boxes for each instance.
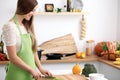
[41,75,55,79]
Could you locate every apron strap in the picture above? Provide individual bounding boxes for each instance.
[13,15,22,34]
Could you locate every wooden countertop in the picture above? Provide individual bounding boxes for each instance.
[0,55,120,70]
[40,55,98,64]
[98,58,120,70]
[0,61,9,65]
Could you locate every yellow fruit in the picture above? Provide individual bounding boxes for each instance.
[113,61,120,65]
[116,58,120,61]
[76,52,81,58]
[116,51,120,54]
[72,64,81,74]
[81,52,86,59]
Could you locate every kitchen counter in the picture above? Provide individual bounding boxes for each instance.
[41,55,120,70]
[41,55,98,63]
[98,58,120,70]
[0,55,120,70]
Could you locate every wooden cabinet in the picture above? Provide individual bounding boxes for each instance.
[1,56,120,80]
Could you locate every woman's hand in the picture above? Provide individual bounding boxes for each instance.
[33,51,52,77]
[40,68,53,77]
[30,69,42,80]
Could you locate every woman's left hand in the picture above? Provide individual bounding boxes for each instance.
[40,68,53,77]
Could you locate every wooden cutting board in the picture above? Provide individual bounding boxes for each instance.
[39,33,78,55]
[38,74,86,80]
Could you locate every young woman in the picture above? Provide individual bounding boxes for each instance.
[2,0,52,80]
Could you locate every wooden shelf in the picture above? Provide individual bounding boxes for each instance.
[0,55,120,70]
[0,61,9,64]
[41,55,98,64]
[35,12,88,16]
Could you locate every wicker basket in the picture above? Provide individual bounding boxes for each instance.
[102,53,120,61]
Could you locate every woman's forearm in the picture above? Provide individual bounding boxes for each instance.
[7,46,33,73]
[34,52,43,70]
[34,52,53,76]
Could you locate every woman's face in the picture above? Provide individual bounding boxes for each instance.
[24,6,37,20]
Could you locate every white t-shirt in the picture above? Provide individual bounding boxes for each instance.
[2,21,27,52]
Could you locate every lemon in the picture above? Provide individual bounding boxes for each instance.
[81,52,86,59]
[116,50,120,54]
[116,58,120,61]
[113,61,120,65]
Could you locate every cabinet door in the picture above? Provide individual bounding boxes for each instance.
[99,62,120,80]
[42,61,100,75]
[0,65,7,80]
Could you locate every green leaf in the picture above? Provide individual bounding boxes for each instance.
[52,78,63,80]
[117,44,120,50]
[102,42,108,51]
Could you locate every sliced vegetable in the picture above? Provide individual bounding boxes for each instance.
[52,78,63,80]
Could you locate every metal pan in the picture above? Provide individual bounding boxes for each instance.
[46,53,75,60]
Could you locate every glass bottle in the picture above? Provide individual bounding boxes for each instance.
[0,35,4,54]
[67,0,71,12]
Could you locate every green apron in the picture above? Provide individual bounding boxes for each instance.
[5,16,36,80]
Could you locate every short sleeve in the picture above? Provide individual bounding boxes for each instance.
[2,23,17,46]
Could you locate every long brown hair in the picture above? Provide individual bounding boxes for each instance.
[16,0,38,53]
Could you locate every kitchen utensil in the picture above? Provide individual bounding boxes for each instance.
[46,53,75,60]
[46,53,63,60]
[39,34,78,55]
[37,49,44,60]
[38,74,86,80]
[41,75,55,79]
[89,73,105,80]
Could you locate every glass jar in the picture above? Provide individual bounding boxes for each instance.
[113,41,119,50]
[71,0,83,11]
[86,40,94,56]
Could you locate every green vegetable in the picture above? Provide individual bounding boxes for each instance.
[42,76,55,79]
[42,76,63,80]
[102,42,109,51]
[117,44,120,50]
[82,63,97,77]
[52,78,63,80]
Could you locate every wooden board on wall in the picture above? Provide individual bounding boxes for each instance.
[39,33,78,54]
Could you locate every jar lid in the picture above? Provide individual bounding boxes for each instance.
[86,40,94,43]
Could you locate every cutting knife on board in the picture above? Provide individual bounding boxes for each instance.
[41,75,55,78]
